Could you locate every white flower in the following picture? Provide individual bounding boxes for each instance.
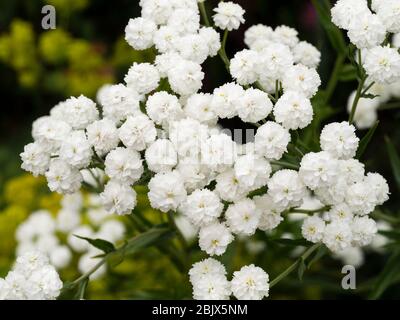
[363,46,400,84]
[140,0,173,25]
[253,194,284,231]
[234,154,271,190]
[176,158,213,192]
[184,93,218,125]
[281,64,321,98]
[199,27,221,57]
[146,91,183,127]
[105,147,143,184]
[62,95,99,130]
[98,84,140,124]
[323,221,353,252]
[16,210,55,243]
[67,225,94,252]
[237,88,273,123]
[226,198,261,236]
[320,122,359,159]
[364,172,390,205]
[78,253,106,280]
[273,91,314,130]
[56,208,81,233]
[32,116,72,152]
[192,273,231,300]
[145,139,178,173]
[299,151,339,190]
[167,8,200,35]
[347,13,386,49]
[45,159,82,194]
[230,49,259,85]
[20,142,51,176]
[334,247,364,268]
[213,2,245,31]
[124,62,160,95]
[258,43,293,80]
[215,169,248,202]
[231,265,269,300]
[169,118,209,158]
[267,169,307,210]
[331,0,370,30]
[198,222,233,256]
[314,177,348,206]
[210,82,244,119]
[327,204,354,222]
[125,17,156,50]
[375,0,400,33]
[244,24,274,48]
[100,181,137,215]
[301,215,326,243]
[189,258,227,283]
[168,59,204,96]
[175,34,210,64]
[153,26,179,53]
[50,246,72,269]
[254,121,290,160]
[148,171,187,212]
[293,41,321,68]
[119,113,157,151]
[181,189,223,227]
[351,216,377,247]
[347,91,379,129]
[339,159,365,184]
[201,133,237,171]
[274,25,299,48]
[155,52,182,77]
[86,119,119,157]
[97,220,126,243]
[345,181,376,215]
[59,130,93,169]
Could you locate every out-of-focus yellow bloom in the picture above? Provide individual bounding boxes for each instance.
[39,29,71,64]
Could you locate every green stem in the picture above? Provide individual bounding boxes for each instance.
[70,257,108,287]
[361,81,375,96]
[349,50,367,124]
[270,160,300,170]
[288,206,330,214]
[218,30,230,72]
[324,54,345,104]
[167,211,188,252]
[270,243,321,288]
[199,2,211,27]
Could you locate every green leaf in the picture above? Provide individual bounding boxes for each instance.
[361,93,379,99]
[311,0,347,54]
[378,230,400,241]
[74,235,116,254]
[298,259,306,281]
[122,227,174,256]
[369,249,400,299]
[385,136,400,191]
[272,238,309,247]
[307,245,328,269]
[356,121,379,159]
[74,278,89,300]
[338,64,358,82]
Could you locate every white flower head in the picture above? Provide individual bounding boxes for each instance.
[198,222,234,256]
[231,265,269,300]
[226,198,261,236]
[213,2,245,31]
[254,121,290,160]
[301,215,326,243]
[125,17,157,50]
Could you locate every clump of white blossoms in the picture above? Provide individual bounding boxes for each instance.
[0,251,62,300]
[20,0,393,300]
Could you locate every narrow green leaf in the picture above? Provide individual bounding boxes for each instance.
[75,235,116,254]
[369,249,400,299]
[311,0,347,54]
[338,64,358,82]
[378,230,400,241]
[122,227,174,255]
[361,93,379,99]
[356,121,379,159]
[298,259,306,281]
[74,278,89,300]
[307,245,328,269]
[385,136,400,191]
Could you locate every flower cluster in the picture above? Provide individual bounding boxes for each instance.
[0,251,62,300]
[16,192,125,278]
[19,0,392,300]
[189,258,269,300]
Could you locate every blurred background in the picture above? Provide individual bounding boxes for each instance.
[0,0,399,299]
